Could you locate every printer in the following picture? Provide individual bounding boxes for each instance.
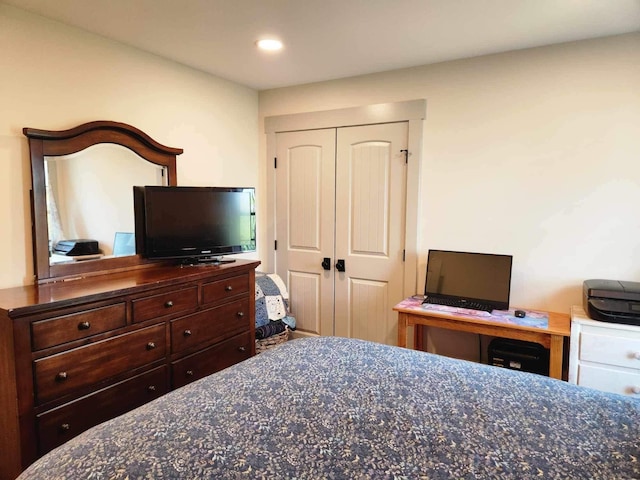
[53,239,100,257]
[583,279,640,326]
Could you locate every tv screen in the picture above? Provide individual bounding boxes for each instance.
[134,186,256,262]
[423,250,513,311]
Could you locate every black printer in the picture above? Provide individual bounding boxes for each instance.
[583,279,640,326]
[53,239,100,257]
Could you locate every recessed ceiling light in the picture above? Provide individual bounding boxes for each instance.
[256,39,283,51]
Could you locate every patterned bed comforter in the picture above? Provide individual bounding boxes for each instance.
[18,337,640,479]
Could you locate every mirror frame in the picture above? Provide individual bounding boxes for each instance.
[24,120,182,283]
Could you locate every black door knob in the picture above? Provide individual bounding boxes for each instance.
[335,259,345,272]
[321,257,331,270]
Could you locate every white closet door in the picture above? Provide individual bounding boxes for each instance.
[275,129,336,337]
[334,122,408,345]
[275,122,408,345]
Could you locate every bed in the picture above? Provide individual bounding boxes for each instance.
[18,337,640,479]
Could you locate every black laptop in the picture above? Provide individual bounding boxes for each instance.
[422,250,513,312]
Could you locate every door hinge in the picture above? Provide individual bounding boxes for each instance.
[274,240,277,251]
[403,249,406,262]
[400,149,409,164]
[274,157,277,168]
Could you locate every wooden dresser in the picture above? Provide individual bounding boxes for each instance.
[569,305,640,397]
[0,259,259,479]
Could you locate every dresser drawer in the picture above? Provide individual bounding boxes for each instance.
[36,365,168,455]
[171,299,250,354]
[202,274,249,305]
[31,303,126,351]
[579,330,640,369]
[172,331,252,389]
[577,363,640,397]
[132,286,198,323]
[34,324,166,403]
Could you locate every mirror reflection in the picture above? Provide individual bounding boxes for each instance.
[45,143,168,265]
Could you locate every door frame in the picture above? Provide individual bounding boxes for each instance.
[264,99,426,300]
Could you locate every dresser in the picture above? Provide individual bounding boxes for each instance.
[569,305,640,397]
[0,259,259,479]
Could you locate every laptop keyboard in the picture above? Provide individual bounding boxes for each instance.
[422,296,493,312]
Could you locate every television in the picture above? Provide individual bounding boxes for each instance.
[134,186,256,263]
[423,250,513,312]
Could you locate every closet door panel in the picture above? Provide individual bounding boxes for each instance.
[288,145,321,250]
[334,122,408,345]
[349,278,392,345]
[276,129,336,336]
[349,141,391,255]
[288,271,324,336]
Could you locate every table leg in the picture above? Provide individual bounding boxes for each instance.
[397,312,408,348]
[415,324,424,351]
[549,334,564,380]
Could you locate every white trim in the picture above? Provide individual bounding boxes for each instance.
[265,99,426,299]
[265,100,426,133]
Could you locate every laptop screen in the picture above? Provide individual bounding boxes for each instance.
[423,250,513,310]
[113,232,135,256]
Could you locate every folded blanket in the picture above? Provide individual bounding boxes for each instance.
[255,274,296,329]
[255,320,287,340]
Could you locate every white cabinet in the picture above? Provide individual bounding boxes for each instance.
[569,306,640,397]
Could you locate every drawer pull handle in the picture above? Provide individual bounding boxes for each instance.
[55,372,68,382]
[148,385,156,392]
[146,342,156,350]
[165,300,174,308]
[77,321,91,330]
[186,370,194,377]
[183,329,192,337]
[60,423,70,432]
[236,312,245,319]
[238,346,246,352]
[225,285,233,292]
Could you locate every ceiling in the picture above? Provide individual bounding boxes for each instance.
[4,0,640,90]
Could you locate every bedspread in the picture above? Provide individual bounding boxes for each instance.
[18,337,640,479]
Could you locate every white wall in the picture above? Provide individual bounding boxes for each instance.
[259,32,640,316]
[0,4,260,288]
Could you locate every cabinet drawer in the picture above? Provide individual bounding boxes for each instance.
[579,330,640,369]
[577,363,640,397]
[172,331,252,389]
[34,324,166,403]
[202,274,249,305]
[132,286,198,323]
[171,299,250,354]
[32,303,126,351]
[36,365,168,455]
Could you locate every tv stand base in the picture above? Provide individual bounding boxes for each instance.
[181,256,237,266]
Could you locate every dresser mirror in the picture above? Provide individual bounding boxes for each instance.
[25,121,182,283]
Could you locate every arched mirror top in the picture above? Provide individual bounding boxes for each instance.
[25,120,182,283]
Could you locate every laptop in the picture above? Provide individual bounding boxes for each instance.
[113,232,136,256]
[423,249,513,312]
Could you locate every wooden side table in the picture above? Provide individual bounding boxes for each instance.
[394,297,571,380]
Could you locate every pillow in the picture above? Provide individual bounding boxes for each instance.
[255,274,295,329]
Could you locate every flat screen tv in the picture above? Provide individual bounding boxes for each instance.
[134,186,256,263]
[423,249,513,312]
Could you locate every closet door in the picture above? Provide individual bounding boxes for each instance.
[275,129,336,337]
[275,122,408,345]
[334,122,408,345]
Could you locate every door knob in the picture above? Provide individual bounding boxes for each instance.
[335,259,345,272]
[321,257,331,270]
